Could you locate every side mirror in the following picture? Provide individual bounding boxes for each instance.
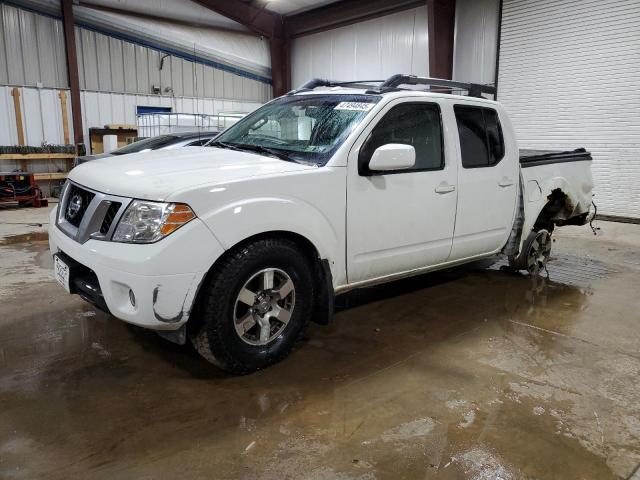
[368,144,415,172]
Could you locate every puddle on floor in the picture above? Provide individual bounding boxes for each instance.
[0,230,639,479]
[0,231,49,245]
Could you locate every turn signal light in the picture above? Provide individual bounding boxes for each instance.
[160,204,196,236]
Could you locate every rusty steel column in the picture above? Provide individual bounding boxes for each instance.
[270,36,291,97]
[61,0,84,146]
[428,0,456,80]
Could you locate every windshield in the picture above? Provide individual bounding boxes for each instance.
[211,94,381,166]
[112,135,181,155]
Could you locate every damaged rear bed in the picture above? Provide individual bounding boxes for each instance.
[519,148,593,168]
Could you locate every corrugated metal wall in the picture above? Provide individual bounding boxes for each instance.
[1,3,271,152]
[290,6,429,87]
[0,3,68,88]
[0,85,71,148]
[73,27,269,101]
[453,0,498,84]
[0,4,270,100]
[498,0,640,219]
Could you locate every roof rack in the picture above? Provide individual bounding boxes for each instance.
[289,74,495,98]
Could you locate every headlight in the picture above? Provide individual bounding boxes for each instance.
[112,200,196,243]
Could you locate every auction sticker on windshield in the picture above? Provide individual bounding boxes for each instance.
[334,102,375,111]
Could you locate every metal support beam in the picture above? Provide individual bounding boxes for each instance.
[194,0,282,38]
[427,0,456,80]
[61,0,84,146]
[270,37,291,97]
[286,0,426,37]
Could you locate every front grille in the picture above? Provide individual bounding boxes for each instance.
[100,201,121,234]
[64,184,95,227]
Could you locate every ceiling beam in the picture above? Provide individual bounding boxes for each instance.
[193,0,284,38]
[286,0,427,38]
[77,2,249,35]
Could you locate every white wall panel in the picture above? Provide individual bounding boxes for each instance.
[291,6,429,87]
[34,13,58,87]
[0,86,71,149]
[0,8,7,86]
[81,29,99,91]
[0,87,19,146]
[453,0,499,84]
[223,71,234,99]
[18,6,41,84]
[96,33,112,92]
[109,37,125,92]
[39,89,64,146]
[74,29,85,90]
[22,88,44,146]
[122,40,137,93]
[498,0,640,219]
[3,5,26,86]
[410,6,429,76]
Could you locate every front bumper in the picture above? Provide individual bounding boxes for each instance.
[49,207,224,330]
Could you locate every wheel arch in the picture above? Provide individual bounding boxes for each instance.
[188,230,335,335]
[511,186,573,258]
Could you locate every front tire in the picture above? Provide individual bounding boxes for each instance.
[190,238,314,374]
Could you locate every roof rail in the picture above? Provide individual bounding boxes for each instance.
[288,78,385,95]
[288,74,495,98]
[373,74,495,97]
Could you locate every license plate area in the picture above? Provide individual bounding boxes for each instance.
[54,254,71,293]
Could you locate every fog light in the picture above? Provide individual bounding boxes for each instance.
[129,289,136,307]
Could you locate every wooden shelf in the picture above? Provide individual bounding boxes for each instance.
[0,153,75,160]
[34,172,68,181]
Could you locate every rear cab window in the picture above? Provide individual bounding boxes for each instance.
[454,105,505,168]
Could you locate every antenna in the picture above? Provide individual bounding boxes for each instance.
[193,42,201,142]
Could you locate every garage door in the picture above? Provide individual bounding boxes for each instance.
[497,0,640,219]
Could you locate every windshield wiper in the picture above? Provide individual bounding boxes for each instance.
[209,141,295,163]
[208,141,244,152]
[234,144,293,162]
[248,146,292,162]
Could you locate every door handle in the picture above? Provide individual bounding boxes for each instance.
[435,183,456,194]
[498,177,514,187]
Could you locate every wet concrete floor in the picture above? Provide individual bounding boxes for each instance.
[0,209,639,479]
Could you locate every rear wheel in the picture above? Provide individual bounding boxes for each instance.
[508,229,552,275]
[190,238,314,374]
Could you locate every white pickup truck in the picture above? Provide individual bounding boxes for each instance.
[50,75,594,374]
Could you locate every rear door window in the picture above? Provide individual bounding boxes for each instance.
[454,106,504,168]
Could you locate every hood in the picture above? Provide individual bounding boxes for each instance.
[75,152,113,165]
[68,147,314,200]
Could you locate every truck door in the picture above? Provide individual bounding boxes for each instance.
[346,101,458,283]
[449,105,518,259]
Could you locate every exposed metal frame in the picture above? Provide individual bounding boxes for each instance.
[61,0,84,145]
[194,0,458,94]
[285,0,427,38]
[427,0,456,80]
[193,0,291,96]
